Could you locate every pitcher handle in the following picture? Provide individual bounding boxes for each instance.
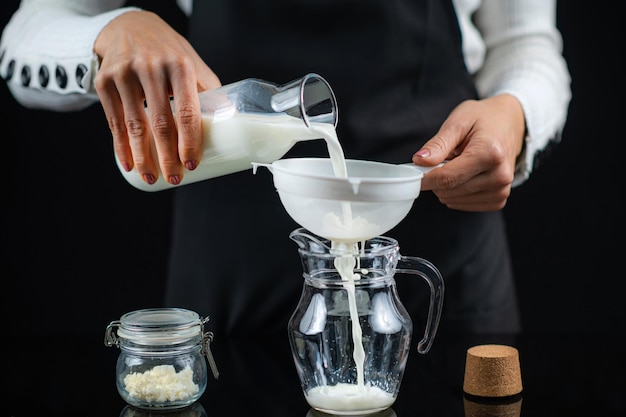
[396,256,445,354]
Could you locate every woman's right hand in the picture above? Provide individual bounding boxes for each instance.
[94,10,221,186]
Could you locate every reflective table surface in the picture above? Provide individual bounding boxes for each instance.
[7,330,625,416]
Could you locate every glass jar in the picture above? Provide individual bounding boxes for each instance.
[105,308,219,410]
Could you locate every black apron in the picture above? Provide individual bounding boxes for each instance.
[165,0,520,339]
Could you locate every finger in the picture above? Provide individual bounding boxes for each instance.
[420,155,482,192]
[170,61,203,172]
[143,74,183,186]
[195,63,222,93]
[116,74,159,185]
[432,173,512,211]
[435,189,510,212]
[413,116,469,166]
[96,77,134,173]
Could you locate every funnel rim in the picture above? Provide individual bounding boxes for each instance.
[271,158,424,183]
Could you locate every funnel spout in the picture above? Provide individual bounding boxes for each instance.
[348,178,362,194]
[289,228,333,252]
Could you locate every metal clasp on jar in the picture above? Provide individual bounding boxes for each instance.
[104,320,121,347]
[200,316,219,379]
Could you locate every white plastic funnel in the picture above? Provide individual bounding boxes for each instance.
[253,158,435,242]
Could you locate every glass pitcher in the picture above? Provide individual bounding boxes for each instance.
[118,73,338,192]
[287,228,444,415]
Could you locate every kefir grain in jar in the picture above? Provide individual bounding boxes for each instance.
[104,308,219,410]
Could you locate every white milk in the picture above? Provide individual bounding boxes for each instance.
[305,383,395,414]
[116,113,330,192]
[306,126,395,413]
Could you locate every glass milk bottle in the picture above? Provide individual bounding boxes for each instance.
[117,73,338,191]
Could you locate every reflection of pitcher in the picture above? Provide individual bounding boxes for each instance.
[307,406,397,417]
[118,73,337,191]
[288,228,444,415]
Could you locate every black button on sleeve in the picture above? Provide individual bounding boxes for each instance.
[55,65,68,89]
[75,63,88,88]
[21,65,31,86]
[39,65,50,88]
[5,59,16,81]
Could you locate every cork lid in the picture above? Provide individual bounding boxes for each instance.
[463,344,523,397]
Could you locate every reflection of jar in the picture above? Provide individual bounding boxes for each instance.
[105,308,219,410]
[120,402,208,417]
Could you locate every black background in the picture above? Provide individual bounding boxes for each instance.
[1,1,623,416]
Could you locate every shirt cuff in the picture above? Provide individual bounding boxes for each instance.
[1,7,141,110]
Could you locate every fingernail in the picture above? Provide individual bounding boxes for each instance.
[414,149,430,158]
[122,161,132,172]
[143,174,156,185]
[185,160,197,171]
[169,175,181,185]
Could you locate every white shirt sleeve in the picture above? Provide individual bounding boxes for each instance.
[0,0,140,111]
[453,0,572,186]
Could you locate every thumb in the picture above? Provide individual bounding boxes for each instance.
[197,67,222,92]
[412,125,463,167]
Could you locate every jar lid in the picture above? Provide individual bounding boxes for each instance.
[116,308,204,345]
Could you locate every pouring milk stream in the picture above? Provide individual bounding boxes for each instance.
[291,123,398,411]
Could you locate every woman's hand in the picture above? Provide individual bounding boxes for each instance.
[94,11,221,186]
[413,94,526,212]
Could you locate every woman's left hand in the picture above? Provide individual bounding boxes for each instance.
[413,94,526,212]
